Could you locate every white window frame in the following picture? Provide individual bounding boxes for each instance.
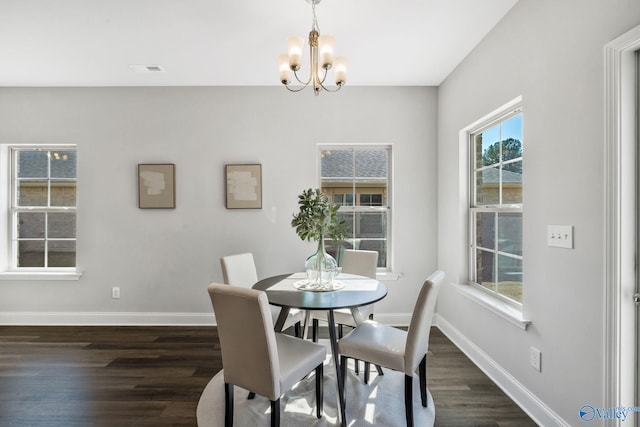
[456,97,529,329]
[318,144,393,273]
[0,144,81,280]
[469,108,523,307]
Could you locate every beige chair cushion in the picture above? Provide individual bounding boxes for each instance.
[337,320,407,372]
[276,334,326,393]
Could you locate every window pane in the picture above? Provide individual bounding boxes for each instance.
[476,168,500,205]
[17,151,48,178]
[51,181,76,207]
[475,249,495,292]
[48,213,76,238]
[18,212,45,238]
[358,240,386,267]
[50,151,76,178]
[321,149,353,178]
[501,114,522,162]
[502,161,522,204]
[497,255,522,303]
[17,181,48,206]
[476,125,500,168]
[355,149,387,178]
[498,213,522,255]
[475,212,495,249]
[332,193,353,207]
[48,241,76,267]
[18,241,45,267]
[336,212,354,235]
[320,146,391,269]
[355,211,386,238]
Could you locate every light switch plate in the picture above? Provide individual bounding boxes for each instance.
[547,225,573,249]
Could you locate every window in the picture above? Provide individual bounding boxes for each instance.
[319,146,391,269]
[9,147,77,269]
[469,110,522,304]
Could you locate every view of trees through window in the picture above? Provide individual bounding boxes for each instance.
[471,112,523,304]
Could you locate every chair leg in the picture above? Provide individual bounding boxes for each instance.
[270,398,280,427]
[376,364,384,376]
[294,321,301,338]
[338,324,344,338]
[340,356,348,402]
[355,359,360,374]
[404,375,414,427]
[315,363,324,418]
[312,318,319,343]
[419,354,427,407]
[224,383,234,427]
[364,362,370,384]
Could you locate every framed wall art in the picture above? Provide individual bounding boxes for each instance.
[138,163,176,209]
[225,163,262,209]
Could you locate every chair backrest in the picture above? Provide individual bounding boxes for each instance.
[404,270,445,375]
[341,249,378,279]
[220,252,258,287]
[207,284,281,400]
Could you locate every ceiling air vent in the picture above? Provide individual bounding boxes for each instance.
[128,64,166,73]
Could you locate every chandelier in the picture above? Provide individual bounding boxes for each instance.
[277,0,348,95]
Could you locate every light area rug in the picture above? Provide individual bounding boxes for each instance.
[197,356,435,427]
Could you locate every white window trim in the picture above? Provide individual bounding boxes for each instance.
[0,144,82,280]
[458,97,530,329]
[317,143,397,277]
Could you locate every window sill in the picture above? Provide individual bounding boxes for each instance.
[0,270,82,281]
[453,283,531,330]
[376,271,402,281]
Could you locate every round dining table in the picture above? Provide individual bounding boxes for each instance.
[253,272,388,427]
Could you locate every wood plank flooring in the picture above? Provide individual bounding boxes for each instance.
[0,326,536,426]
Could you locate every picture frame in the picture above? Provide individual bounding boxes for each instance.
[225,164,262,209]
[138,163,176,209]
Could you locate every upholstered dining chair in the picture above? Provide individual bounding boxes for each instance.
[337,270,445,427]
[309,249,379,341]
[220,252,304,336]
[208,284,326,427]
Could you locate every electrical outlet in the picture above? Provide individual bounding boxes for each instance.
[530,347,541,372]
[111,287,120,299]
[547,225,573,249]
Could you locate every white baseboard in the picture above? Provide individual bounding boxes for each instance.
[0,311,216,326]
[436,314,569,427]
[0,311,413,327]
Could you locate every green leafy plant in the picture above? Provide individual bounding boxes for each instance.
[291,188,347,243]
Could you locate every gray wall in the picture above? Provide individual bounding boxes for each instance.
[0,86,438,324]
[437,0,640,425]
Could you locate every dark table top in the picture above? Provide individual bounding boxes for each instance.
[252,273,388,311]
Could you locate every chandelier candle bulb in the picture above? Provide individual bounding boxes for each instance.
[334,56,348,85]
[318,35,335,68]
[287,36,304,70]
[278,54,291,84]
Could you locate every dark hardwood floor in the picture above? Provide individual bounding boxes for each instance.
[0,325,536,426]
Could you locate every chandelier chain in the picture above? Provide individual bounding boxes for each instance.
[311,1,320,33]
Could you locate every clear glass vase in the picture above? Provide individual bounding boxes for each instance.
[305,239,338,290]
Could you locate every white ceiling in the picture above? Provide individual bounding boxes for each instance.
[0,0,518,87]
